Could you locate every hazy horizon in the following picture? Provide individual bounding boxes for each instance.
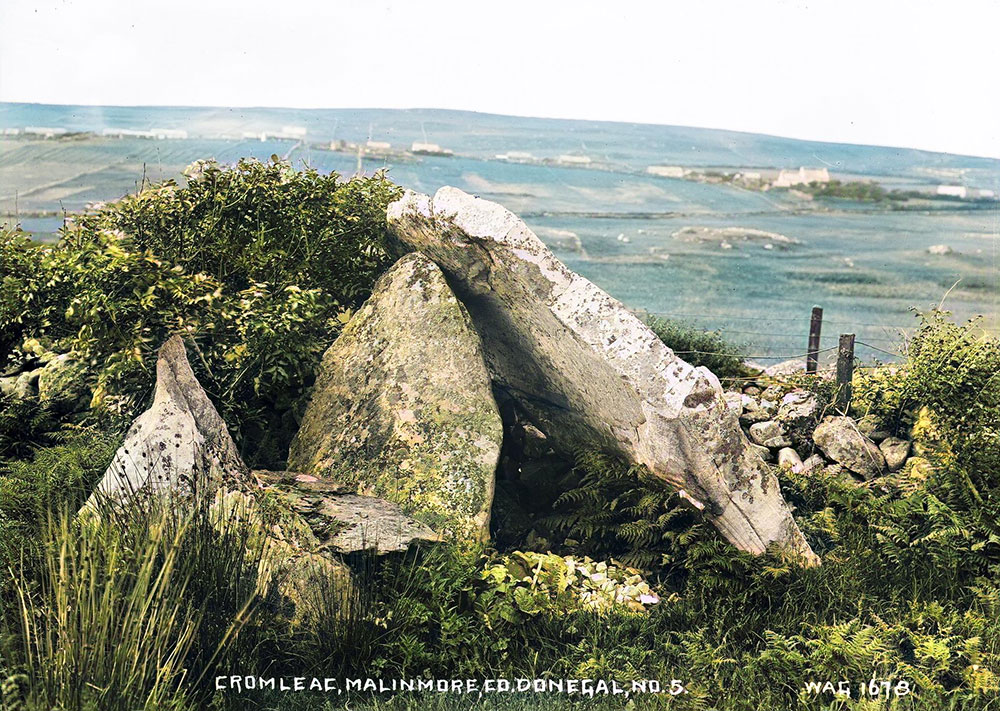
[2,0,998,160]
[4,100,1000,164]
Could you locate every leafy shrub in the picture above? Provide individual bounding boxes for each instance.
[72,158,396,298]
[479,551,659,621]
[0,160,401,466]
[646,316,751,381]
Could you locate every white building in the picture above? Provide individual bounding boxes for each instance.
[936,185,968,199]
[25,126,68,138]
[773,167,831,187]
[496,151,536,162]
[2,128,20,136]
[646,165,686,178]
[151,128,188,140]
[557,154,592,165]
[102,128,156,139]
[411,142,454,156]
[366,140,391,151]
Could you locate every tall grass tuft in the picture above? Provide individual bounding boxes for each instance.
[5,489,279,711]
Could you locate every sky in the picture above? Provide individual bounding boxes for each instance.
[1,0,998,159]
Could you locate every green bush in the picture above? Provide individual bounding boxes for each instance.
[0,160,401,466]
[646,316,751,381]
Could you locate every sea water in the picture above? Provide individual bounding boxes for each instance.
[1,103,997,362]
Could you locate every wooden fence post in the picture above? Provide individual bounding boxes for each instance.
[836,333,855,411]
[806,306,823,374]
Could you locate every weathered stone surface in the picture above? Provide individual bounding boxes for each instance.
[254,470,439,555]
[813,416,886,479]
[739,397,778,427]
[749,420,789,448]
[777,447,803,470]
[879,437,911,472]
[13,370,40,399]
[37,353,89,414]
[777,389,820,425]
[748,442,773,463]
[0,375,19,398]
[84,335,247,507]
[856,415,890,443]
[287,252,503,539]
[799,454,826,474]
[387,187,817,564]
[723,391,744,414]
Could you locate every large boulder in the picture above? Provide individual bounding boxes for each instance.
[84,335,248,508]
[813,416,886,479]
[879,437,910,472]
[287,252,503,539]
[37,353,90,414]
[386,187,818,564]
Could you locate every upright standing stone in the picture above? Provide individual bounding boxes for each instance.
[84,335,247,508]
[288,252,503,538]
[386,187,818,564]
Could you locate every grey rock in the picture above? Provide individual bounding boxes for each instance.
[84,335,248,508]
[800,454,826,474]
[254,470,439,555]
[749,420,788,446]
[762,436,793,449]
[739,397,778,427]
[37,353,90,414]
[288,253,503,539]
[0,375,18,398]
[777,448,803,470]
[724,391,744,414]
[14,370,40,399]
[813,416,886,479]
[777,389,820,425]
[879,437,911,472]
[748,442,773,463]
[387,187,817,564]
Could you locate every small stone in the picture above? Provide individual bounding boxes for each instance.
[748,442,773,462]
[813,416,886,479]
[761,385,785,403]
[879,437,910,472]
[749,420,788,446]
[777,448,803,470]
[776,389,820,425]
[743,385,762,397]
[799,454,826,474]
[14,370,41,399]
[762,436,793,449]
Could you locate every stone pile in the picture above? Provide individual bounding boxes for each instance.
[726,382,914,482]
[0,339,90,415]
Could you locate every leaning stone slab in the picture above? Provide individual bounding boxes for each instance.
[255,470,440,555]
[84,335,247,508]
[386,187,818,564]
[813,416,886,479]
[287,252,503,539]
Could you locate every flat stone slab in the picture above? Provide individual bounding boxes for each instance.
[255,470,439,555]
